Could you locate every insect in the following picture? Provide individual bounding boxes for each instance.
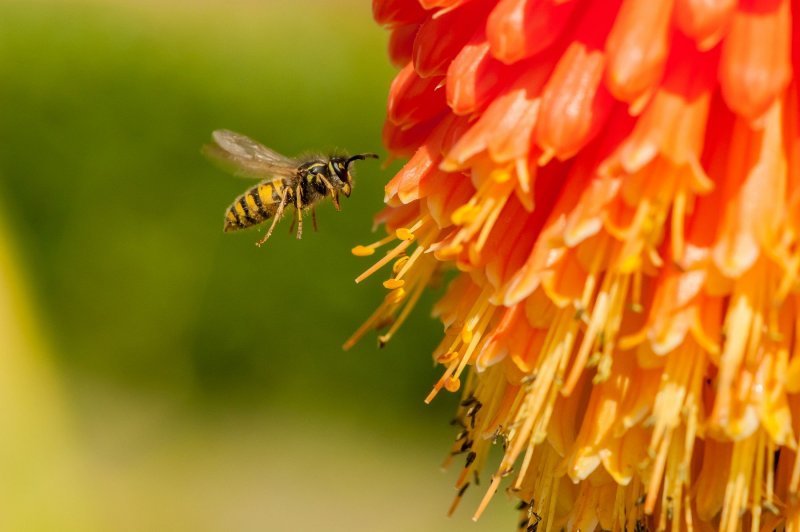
[203,129,378,246]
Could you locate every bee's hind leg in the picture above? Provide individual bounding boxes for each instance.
[295,184,304,240]
[256,187,290,247]
[288,208,297,235]
[311,206,318,232]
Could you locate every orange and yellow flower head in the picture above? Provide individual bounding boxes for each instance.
[350,0,800,529]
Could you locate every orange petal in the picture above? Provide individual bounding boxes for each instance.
[647,270,704,355]
[486,0,581,65]
[694,439,731,520]
[373,203,420,234]
[373,0,428,26]
[445,67,550,168]
[600,424,649,485]
[711,104,787,278]
[387,23,419,67]
[673,0,735,50]
[385,147,437,205]
[563,172,621,247]
[535,43,615,160]
[486,172,564,291]
[387,62,448,129]
[413,0,488,77]
[385,118,452,204]
[719,0,792,121]
[604,0,674,106]
[419,0,467,9]
[382,115,438,157]
[483,198,534,288]
[617,36,718,170]
[446,32,522,115]
[425,174,474,227]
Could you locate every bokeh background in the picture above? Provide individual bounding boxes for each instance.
[0,1,516,530]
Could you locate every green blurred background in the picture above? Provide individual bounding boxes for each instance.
[0,0,515,530]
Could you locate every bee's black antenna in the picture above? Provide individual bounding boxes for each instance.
[345,153,379,169]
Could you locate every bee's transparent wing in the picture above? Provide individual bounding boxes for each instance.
[203,129,298,179]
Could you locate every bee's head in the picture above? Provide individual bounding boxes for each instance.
[329,153,379,197]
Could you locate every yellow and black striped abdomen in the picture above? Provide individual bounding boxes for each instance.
[224,179,288,232]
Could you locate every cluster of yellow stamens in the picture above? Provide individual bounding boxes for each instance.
[344,217,437,350]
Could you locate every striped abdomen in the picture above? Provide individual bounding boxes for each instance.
[224,179,292,232]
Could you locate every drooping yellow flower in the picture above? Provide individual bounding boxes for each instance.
[349,0,800,529]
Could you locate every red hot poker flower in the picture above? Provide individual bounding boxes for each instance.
[350,0,800,530]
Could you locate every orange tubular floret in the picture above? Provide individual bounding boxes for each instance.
[604,0,674,108]
[373,0,427,26]
[387,23,419,67]
[534,43,613,161]
[383,116,438,157]
[617,34,717,172]
[719,0,792,121]
[444,66,554,173]
[413,0,488,77]
[673,0,735,51]
[486,0,581,65]
[386,62,447,129]
[446,34,522,115]
[418,0,467,9]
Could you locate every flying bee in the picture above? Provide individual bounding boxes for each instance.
[203,129,378,246]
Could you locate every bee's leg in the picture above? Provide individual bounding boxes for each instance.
[311,206,318,232]
[318,175,341,211]
[256,187,290,247]
[288,208,297,235]
[295,184,304,240]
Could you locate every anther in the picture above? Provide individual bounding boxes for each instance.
[351,245,376,256]
[444,377,461,393]
[396,227,415,241]
[383,279,405,290]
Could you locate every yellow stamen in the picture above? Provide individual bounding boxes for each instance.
[448,484,469,517]
[355,240,413,284]
[472,475,502,521]
[377,255,437,347]
[350,232,398,257]
[343,306,390,351]
[452,203,480,225]
[436,351,459,364]
[671,188,687,262]
[354,219,429,284]
[426,360,459,404]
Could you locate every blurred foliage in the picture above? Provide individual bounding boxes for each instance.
[0,0,454,419]
[0,201,94,530]
[0,1,516,530]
